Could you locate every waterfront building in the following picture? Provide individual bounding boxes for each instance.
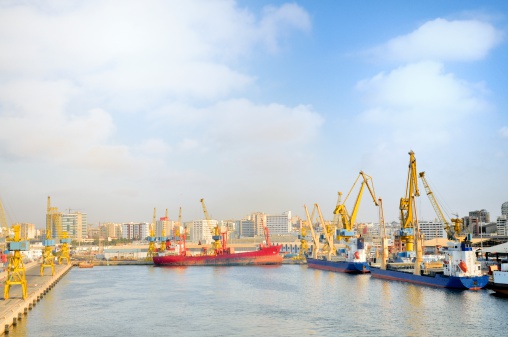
[99,222,122,240]
[18,222,36,239]
[237,218,256,237]
[266,212,292,235]
[502,201,508,216]
[155,216,175,238]
[497,215,507,236]
[121,222,148,240]
[61,212,87,241]
[191,219,218,244]
[418,220,446,240]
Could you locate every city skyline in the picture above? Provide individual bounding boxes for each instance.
[1,1,507,227]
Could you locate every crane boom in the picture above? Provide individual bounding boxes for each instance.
[334,171,378,241]
[303,204,319,259]
[398,151,419,252]
[315,203,335,259]
[200,198,211,221]
[419,171,455,240]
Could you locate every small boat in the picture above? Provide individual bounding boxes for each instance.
[488,263,508,296]
[78,261,94,268]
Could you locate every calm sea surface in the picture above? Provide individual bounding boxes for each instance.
[8,265,507,337]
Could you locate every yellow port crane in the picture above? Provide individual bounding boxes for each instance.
[303,204,320,259]
[419,171,464,241]
[41,196,58,276]
[397,151,420,252]
[0,196,9,236]
[145,208,157,261]
[200,198,222,254]
[295,216,309,261]
[315,203,336,259]
[378,198,388,270]
[334,171,378,242]
[4,224,29,300]
[57,206,72,265]
[160,209,168,252]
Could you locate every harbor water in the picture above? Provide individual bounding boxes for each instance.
[8,264,507,337]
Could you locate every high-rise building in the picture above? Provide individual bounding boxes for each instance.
[497,215,507,236]
[191,219,218,244]
[266,212,292,235]
[61,212,87,241]
[418,220,446,240]
[121,222,148,240]
[502,201,508,216]
[19,222,36,239]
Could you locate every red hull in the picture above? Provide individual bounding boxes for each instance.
[153,245,283,266]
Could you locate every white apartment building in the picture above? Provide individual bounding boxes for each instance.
[266,211,292,235]
[121,222,149,240]
[497,215,507,236]
[418,220,446,240]
[191,219,218,244]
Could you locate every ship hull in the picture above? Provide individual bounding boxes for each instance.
[370,267,489,290]
[306,257,370,274]
[488,270,508,296]
[153,245,283,266]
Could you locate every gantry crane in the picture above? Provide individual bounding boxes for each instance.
[334,171,379,242]
[419,171,464,241]
[4,224,29,299]
[303,204,320,259]
[56,207,72,265]
[41,196,57,276]
[398,151,420,252]
[315,203,335,259]
[145,208,157,261]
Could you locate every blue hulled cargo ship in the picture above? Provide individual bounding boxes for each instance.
[306,237,370,274]
[307,257,370,273]
[372,237,489,290]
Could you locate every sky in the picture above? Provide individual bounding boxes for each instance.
[1,0,507,229]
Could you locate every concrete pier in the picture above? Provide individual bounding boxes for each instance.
[0,262,72,335]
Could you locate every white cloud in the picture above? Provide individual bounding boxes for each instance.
[356,61,490,146]
[500,126,508,138]
[369,18,503,62]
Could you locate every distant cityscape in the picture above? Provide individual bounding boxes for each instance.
[3,200,508,248]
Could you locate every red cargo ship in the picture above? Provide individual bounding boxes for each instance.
[153,224,283,266]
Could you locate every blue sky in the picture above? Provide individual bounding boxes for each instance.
[1,0,507,228]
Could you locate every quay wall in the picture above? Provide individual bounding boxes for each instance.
[0,262,73,335]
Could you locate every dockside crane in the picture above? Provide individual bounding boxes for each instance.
[419,171,464,241]
[296,217,309,260]
[160,209,168,252]
[378,198,388,270]
[4,224,29,300]
[201,198,224,254]
[41,196,58,276]
[145,208,157,261]
[397,151,420,253]
[56,207,72,265]
[303,204,320,259]
[0,197,9,236]
[316,203,335,259]
[334,171,378,242]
